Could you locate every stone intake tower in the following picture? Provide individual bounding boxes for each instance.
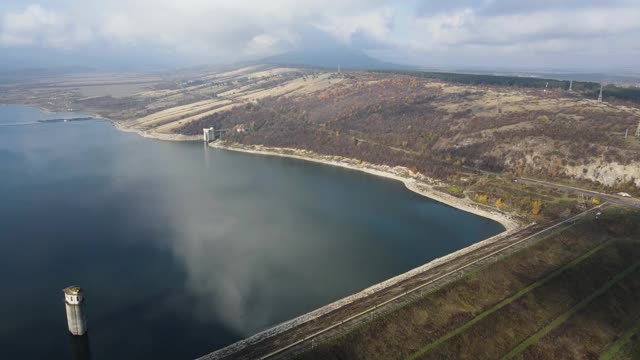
[63,286,87,336]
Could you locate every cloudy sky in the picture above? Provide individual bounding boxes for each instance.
[1,0,639,71]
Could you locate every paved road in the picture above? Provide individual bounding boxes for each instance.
[461,164,640,209]
[517,177,640,209]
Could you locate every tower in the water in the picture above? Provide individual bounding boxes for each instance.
[63,286,87,336]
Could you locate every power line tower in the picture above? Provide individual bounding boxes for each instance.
[544,82,549,92]
[597,84,603,102]
[578,194,588,210]
[569,80,573,91]
[635,120,640,138]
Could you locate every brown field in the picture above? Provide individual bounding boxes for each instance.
[296,206,640,360]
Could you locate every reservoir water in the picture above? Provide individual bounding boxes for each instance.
[0,104,503,359]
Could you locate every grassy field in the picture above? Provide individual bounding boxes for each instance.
[296,207,640,360]
[608,330,640,360]
[600,317,640,360]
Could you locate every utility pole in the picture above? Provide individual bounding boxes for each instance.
[569,80,573,91]
[578,194,587,210]
[636,120,640,138]
[598,84,603,103]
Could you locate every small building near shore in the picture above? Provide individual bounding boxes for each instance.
[203,127,215,142]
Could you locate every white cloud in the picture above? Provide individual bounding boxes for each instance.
[0,0,390,60]
[372,2,640,69]
[1,1,639,70]
[315,7,394,45]
[407,5,640,50]
[1,4,64,46]
[0,4,95,48]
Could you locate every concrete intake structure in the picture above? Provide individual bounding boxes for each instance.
[203,127,215,142]
[63,286,87,336]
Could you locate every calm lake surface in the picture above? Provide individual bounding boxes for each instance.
[0,104,503,359]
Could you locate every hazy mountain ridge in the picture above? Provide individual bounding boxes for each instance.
[259,48,413,70]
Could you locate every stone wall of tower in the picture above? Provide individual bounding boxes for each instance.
[65,301,87,336]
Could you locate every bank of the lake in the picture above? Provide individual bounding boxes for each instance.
[113,120,520,230]
[207,141,521,231]
[112,120,201,142]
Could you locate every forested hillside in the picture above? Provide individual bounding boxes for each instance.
[178,71,640,194]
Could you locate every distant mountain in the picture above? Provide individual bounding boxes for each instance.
[259,48,413,71]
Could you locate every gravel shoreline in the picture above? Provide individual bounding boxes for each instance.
[112,121,201,141]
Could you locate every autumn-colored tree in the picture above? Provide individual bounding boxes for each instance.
[532,199,542,215]
[496,198,504,209]
[475,194,488,204]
